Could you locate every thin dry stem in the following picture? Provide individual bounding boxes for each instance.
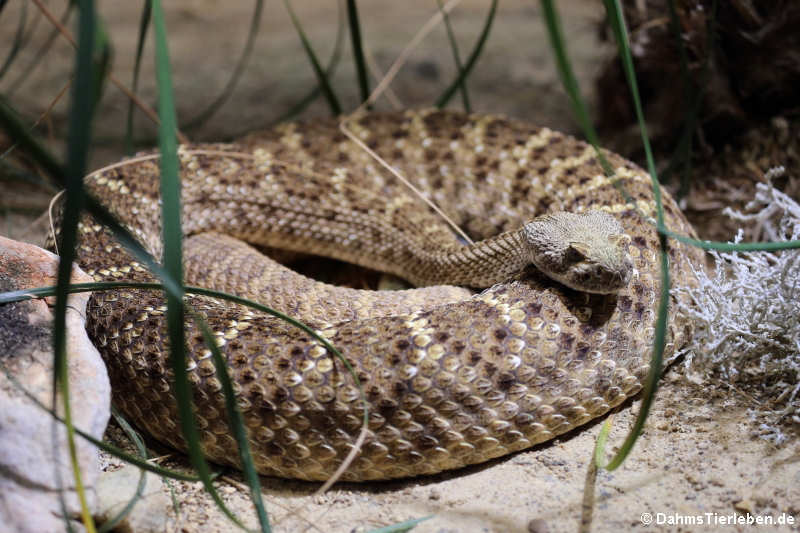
[47,189,66,255]
[363,0,462,108]
[0,77,72,162]
[337,0,473,246]
[30,0,190,145]
[362,45,402,109]
[338,119,474,245]
[85,149,255,181]
[313,425,368,495]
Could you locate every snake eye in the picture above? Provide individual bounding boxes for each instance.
[566,242,590,263]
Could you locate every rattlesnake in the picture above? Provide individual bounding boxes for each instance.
[59,110,702,481]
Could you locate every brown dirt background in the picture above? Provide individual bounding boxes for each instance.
[1,1,799,532]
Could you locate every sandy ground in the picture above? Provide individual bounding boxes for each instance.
[100,373,800,533]
[1,1,798,532]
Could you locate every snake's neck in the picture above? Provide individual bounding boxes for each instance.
[408,229,531,289]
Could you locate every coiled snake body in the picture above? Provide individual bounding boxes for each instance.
[64,110,701,481]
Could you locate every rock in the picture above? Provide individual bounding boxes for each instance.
[527,517,551,533]
[95,464,170,533]
[0,236,111,533]
[734,498,754,514]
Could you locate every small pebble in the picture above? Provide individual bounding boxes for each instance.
[528,517,550,533]
[734,498,754,513]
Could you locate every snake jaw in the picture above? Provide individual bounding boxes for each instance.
[565,253,634,294]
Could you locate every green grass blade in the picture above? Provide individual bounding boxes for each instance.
[660,0,717,200]
[0,0,27,81]
[81,195,188,291]
[150,1,248,529]
[55,2,110,531]
[660,0,696,198]
[124,0,151,155]
[436,0,470,111]
[110,408,148,459]
[96,408,148,533]
[182,0,264,129]
[284,0,342,115]
[14,1,44,65]
[540,0,643,215]
[346,0,369,105]
[270,0,346,125]
[0,96,65,179]
[604,0,662,216]
[191,313,271,532]
[539,0,613,174]
[150,3,265,527]
[367,516,433,533]
[663,232,800,251]
[593,0,669,470]
[601,249,669,471]
[540,0,667,471]
[593,417,612,468]
[89,18,111,108]
[435,0,496,109]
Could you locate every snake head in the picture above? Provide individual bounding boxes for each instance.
[523,210,634,294]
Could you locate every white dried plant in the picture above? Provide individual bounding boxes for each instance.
[674,167,800,445]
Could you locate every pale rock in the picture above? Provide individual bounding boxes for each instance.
[95,464,171,533]
[0,236,111,533]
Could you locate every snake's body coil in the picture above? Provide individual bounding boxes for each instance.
[58,110,702,481]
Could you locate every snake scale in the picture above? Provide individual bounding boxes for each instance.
[59,110,702,481]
